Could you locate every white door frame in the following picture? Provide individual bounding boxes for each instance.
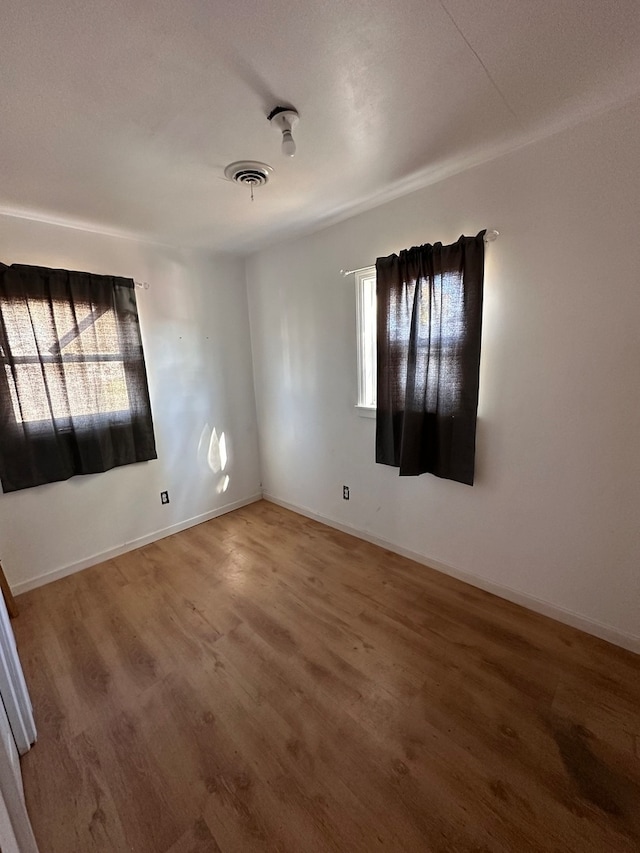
[0,722,39,853]
[0,596,36,755]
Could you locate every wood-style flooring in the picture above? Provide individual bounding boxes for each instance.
[14,500,640,852]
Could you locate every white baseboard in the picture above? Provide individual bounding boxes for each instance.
[13,493,263,596]
[263,493,640,655]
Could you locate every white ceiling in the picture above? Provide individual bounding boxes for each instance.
[2,0,640,253]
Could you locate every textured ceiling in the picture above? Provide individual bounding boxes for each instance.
[1,0,640,252]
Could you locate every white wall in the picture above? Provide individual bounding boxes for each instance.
[0,218,261,591]
[246,96,640,649]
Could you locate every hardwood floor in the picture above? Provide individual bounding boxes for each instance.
[14,500,640,852]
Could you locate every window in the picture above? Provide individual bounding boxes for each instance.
[355,265,467,416]
[0,264,157,492]
[355,267,377,413]
[2,297,131,427]
[375,232,485,484]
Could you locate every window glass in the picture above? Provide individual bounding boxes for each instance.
[355,268,377,408]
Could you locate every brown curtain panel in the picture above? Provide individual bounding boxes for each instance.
[376,231,485,485]
[0,263,157,492]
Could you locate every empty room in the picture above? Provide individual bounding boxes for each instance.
[0,1,639,851]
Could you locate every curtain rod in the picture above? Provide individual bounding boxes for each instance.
[340,229,499,276]
[134,280,150,289]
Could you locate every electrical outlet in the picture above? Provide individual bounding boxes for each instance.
[160,490,170,505]
[343,485,350,500]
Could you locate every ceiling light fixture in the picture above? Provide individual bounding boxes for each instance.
[268,106,299,157]
[224,161,273,201]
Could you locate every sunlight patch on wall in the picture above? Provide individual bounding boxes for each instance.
[206,426,230,494]
[208,428,228,473]
[197,423,231,493]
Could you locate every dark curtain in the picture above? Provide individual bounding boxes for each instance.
[0,263,157,492]
[376,231,485,485]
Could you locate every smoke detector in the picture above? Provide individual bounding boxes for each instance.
[224,161,273,200]
[268,106,299,157]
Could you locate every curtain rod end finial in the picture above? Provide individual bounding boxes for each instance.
[485,229,499,243]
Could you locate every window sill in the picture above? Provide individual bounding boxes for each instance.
[355,405,376,419]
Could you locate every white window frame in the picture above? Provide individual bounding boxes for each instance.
[355,267,377,417]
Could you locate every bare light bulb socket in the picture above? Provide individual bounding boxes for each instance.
[268,106,299,158]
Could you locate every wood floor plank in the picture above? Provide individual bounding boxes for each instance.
[164,818,223,853]
[13,500,640,852]
[216,621,510,852]
[19,719,131,853]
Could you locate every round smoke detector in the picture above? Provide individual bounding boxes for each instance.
[224,160,273,190]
